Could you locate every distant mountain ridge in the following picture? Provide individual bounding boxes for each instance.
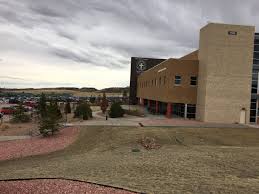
[0,86,129,93]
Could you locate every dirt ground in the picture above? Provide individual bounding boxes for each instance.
[1,126,259,194]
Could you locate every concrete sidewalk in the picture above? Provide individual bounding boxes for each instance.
[0,136,31,142]
[65,111,250,128]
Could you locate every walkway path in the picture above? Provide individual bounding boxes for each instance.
[65,111,249,128]
[0,136,31,142]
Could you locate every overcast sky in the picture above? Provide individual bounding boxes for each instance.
[0,0,259,89]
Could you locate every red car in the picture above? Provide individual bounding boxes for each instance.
[0,107,15,115]
[24,101,37,108]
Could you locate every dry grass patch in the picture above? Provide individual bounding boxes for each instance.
[1,126,259,194]
[0,122,37,136]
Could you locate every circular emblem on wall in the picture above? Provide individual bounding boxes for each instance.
[136,60,147,73]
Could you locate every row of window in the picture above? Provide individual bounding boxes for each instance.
[139,76,197,88]
[251,72,258,94]
[250,98,257,123]
[249,36,258,123]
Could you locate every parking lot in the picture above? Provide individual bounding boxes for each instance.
[0,103,16,122]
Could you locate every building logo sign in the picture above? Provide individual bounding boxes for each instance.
[228,31,237,36]
[136,60,147,73]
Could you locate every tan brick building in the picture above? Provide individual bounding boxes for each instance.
[135,23,257,124]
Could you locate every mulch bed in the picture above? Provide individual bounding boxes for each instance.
[0,127,79,161]
[0,179,135,194]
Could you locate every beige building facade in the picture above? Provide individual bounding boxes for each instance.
[136,23,256,124]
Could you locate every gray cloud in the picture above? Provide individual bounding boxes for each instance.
[0,76,28,81]
[0,0,259,88]
[56,30,76,41]
[51,47,92,64]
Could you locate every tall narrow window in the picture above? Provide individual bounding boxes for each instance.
[174,75,181,85]
[159,77,161,86]
[163,76,166,85]
[190,76,197,86]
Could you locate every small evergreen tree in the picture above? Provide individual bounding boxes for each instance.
[38,100,62,136]
[109,102,125,118]
[38,93,47,117]
[11,103,31,123]
[100,92,109,114]
[89,96,96,104]
[74,102,92,120]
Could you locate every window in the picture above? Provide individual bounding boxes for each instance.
[252,80,258,94]
[250,98,257,123]
[187,104,196,119]
[254,59,259,65]
[190,76,197,86]
[254,52,259,59]
[159,77,161,86]
[254,45,259,51]
[163,76,166,85]
[174,75,181,85]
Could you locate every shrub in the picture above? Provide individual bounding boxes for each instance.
[109,102,124,118]
[11,104,31,123]
[0,124,10,131]
[131,148,140,152]
[74,102,92,120]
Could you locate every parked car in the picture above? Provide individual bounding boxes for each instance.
[24,101,37,108]
[0,107,15,115]
[23,105,33,112]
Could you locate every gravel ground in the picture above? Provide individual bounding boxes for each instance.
[0,179,135,194]
[0,127,79,161]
